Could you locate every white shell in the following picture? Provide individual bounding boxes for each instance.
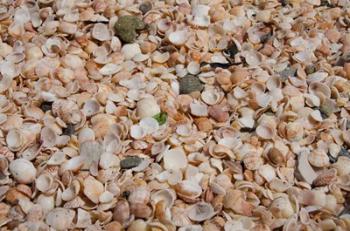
[130,125,146,139]
[188,202,215,222]
[40,127,57,148]
[190,102,208,117]
[45,208,75,230]
[139,117,159,135]
[136,97,160,119]
[258,164,276,182]
[82,100,100,117]
[99,152,120,169]
[191,5,210,27]
[187,61,200,75]
[163,147,188,171]
[35,173,54,193]
[99,191,114,203]
[9,158,37,184]
[121,43,141,60]
[169,30,188,46]
[92,23,111,41]
[83,176,104,204]
[6,128,24,151]
[152,51,170,63]
[99,63,122,75]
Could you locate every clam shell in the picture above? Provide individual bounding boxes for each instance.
[9,158,37,184]
[92,23,111,41]
[83,176,104,204]
[188,202,215,222]
[136,97,160,119]
[121,43,141,60]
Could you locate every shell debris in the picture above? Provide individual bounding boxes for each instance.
[1,0,350,230]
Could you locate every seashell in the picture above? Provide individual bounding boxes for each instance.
[139,117,159,135]
[99,191,114,203]
[35,173,55,193]
[269,179,291,192]
[78,128,95,143]
[99,63,122,75]
[99,152,120,169]
[76,208,92,228]
[128,186,150,205]
[188,202,215,222]
[310,110,323,122]
[152,51,170,63]
[151,189,176,209]
[191,5,210,27]
[308,149,329,167]
[37,195,55,214]
[224,189,253,216]
[6,128,24,151]
[187,61,200,75]
[175,180,202,202]
[79,140,103,169]
[231,68,249,84]
[130,203,152,218]
[267,147,285,166]
[201,89,223,106]
[333,156,350,176]
[256,123,275,140]
[130,125,146,139]
[127,219,147,231]
[313,168,337,187]
[209,105,229,122]
[258,164,276,182]
[62,180,80,201]
[121,43,141,60]
[83,176,104,204]
[179,75,204,94]
[82,100,100,117]
[45,208,75,230]
[92,23,111,41]
[9,158,36,184]
[59,21,77,34]
[113,199,130,224]
[136,97,160,119]
[61,156,84,172]
[47,151,66,165]
[190,102,208,117]
[296,150,317,185]
[169,30,188,46]
[269,196,294,218]
[163,147,188,171]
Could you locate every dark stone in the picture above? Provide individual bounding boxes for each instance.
[179,75,204,94]
[114,16,145,43]
[62,123,75,136]
[40,101,53,112]
[305,65,316,74]
[223,41,239,58]
[120,156,142,169]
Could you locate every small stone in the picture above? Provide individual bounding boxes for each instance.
[114,16,145,43]
[40,101,53,112]
[179,75,204,94]
[139,2,152,14]
[208,105,229,122]
[120,156,142,169]
[62,123,75,136]
[223,41,238,58]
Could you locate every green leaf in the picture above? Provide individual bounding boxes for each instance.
[153,112,167,125]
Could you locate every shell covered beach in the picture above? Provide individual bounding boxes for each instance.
[1,0,350,230]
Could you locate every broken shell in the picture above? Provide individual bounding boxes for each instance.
[9,158,37,184]
[163,147,188,171]
[92,23,111,41]
[201,89,223,106]
[308,150,329,168]
[82,100,100,117]
[45,208,75,230]
[256,123,275,140]
[35,173,55,193]
[6,129,24,151]
[122,43,142,60]
[333,156,350,176]
[83,176,104,204]
[190,102,208,117]
[269,197,294,219]
[169,30,188,46]
[113,199,130,224]
[136,97,160,119]
[175,180,202,202]
[188,202,215,222]
[258,164,276,182]
[128,187,150,205]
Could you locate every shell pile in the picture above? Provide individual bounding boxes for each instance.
[1,0,350,230]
